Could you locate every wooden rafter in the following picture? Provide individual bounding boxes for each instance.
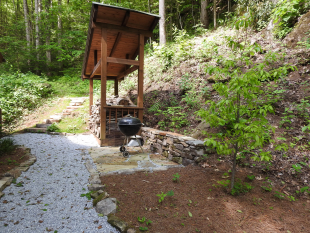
[92,22,153,37]
[117,66,139,80]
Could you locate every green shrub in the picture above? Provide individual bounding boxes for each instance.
[47,123,60,132]
[0,137,16,155]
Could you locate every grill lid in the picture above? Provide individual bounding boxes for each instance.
[117,116,142,125]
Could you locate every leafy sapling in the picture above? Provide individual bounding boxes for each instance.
[172,173,180,183]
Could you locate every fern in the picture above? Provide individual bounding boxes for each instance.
[148,101,163,113]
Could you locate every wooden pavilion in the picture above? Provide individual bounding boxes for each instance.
[81,3,160,146]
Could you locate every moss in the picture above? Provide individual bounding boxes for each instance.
[92,192,108,206]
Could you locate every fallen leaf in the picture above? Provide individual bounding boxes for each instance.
[98,226,102,229]
[39,220,43,223]
[237,210,243,213]
[3,200,8,204]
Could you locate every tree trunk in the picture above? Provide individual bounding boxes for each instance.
[200,0,209,29]
[23,0,31,48]
[228,0,231,12]
[213,0,216,29]
[45,0,51,76]
[58,0,63,70]
[35,0,41,73]
[159,0,166,45]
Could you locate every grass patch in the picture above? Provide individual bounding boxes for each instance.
[55,99,89,134]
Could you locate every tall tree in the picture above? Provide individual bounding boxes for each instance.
[201,0,209,29]
[58,0,63,69]
[159,0,166,45]
[35,0,41,72]
[45,0,52,75]
[23,0,31,48]
[213,0,216,29]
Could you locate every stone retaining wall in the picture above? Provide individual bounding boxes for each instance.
[141,127,211,166]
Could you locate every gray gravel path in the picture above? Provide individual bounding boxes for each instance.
[0,133,119,233]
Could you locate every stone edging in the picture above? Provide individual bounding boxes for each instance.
[141,127,213,166]
[0,147,36,198]
[84,160,136,233]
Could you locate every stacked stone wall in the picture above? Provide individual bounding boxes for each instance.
[141,127,212,166]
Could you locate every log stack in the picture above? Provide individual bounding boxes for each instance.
[88,96,136,139]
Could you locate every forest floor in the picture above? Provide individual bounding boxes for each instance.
[102,164,310,233]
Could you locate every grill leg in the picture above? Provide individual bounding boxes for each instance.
[135,135,144,153]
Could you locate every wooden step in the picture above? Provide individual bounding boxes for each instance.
[25,128,47,133]
[69,102,82,106]
[36,124,52,128]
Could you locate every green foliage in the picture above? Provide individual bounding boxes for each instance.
[231,179,253,196]
[0,72,52,129]
[296,186,310,194]
[247,175,255,181]
[172,173,180,183]
[139,227,148,231]
[156,107,189,130]
[80,191,93,200]
[47,123,60,133]
[292,163,302,173]
[261,184,273,192]
[235,0,276,30]
[138,216,146,223]
[271,0,310,39]
[0,137,16,155]
[274,191,285,199]
[156,190,174,203]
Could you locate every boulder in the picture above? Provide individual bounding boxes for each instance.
[283,10,310,48]
[96,198,117,216]
[107,215,128,233]
[88,184,105,191]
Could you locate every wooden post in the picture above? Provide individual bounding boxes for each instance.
[114,79,118,96]
[90,50,97,115]
[100,28,108,144]
[89,79,93,115]
[137,34,144,125]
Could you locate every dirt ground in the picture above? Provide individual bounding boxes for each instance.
[102,165,310,233]
[0,147,29,175]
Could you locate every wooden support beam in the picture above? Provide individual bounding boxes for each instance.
[116,66,139,80]
[100,28,108,141]
[138,34,144,125]
[90,58,101,78]
[89,78,93,115]
[114,79,118,96]
[107,57,139,66]
[93,22,153,37]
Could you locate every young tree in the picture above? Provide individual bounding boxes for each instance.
[35,0,41,72]
[197,14,294,191]
[200,0,209,29]
[159,0,166,45]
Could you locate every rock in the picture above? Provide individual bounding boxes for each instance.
[172,157,183,164]
[90,191,100,199]
[186,140,205,147]
[85,161,97,174]
[175,144,184,151]
[89,174,101,184]
[88,184,105,191]
[182,158,195,166]
[283,10,310,48]
[93,191,109,206]
[96,198,117,216]
[0,192,4,198]
[191,122,210,139]
[127,229,136,233]
[107,215,128,233]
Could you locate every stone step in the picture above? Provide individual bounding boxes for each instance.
[25,128,47,133]
[50,119,61,123]
[69,102,82,106]
[63,109,74,113]
[50,115,62,120]
[36,124,52,128]
[62,113,71,116]
[67,106,82,109]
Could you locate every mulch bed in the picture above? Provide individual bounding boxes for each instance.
[101,165,310,233]
[0,147,29,175]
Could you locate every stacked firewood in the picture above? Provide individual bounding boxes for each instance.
[88,96,135,138]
